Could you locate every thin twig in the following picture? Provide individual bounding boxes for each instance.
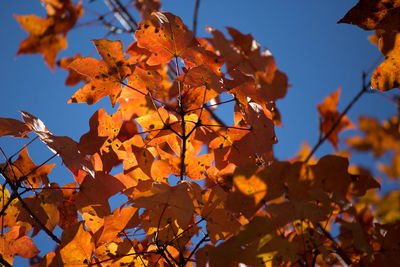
[192,0,201,36]
[183,234,209,265]
[304,73,369,163]
[0,255,12,267]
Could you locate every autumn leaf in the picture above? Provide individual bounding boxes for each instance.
[20,110,94,177]
[127,181,195,228]
[68,39,131,107]
[135,12,198,65]
[14,15,67,70]
[59,222,94,265]
[0,226,40,265]
[57,54,86,86]
[0,147,55,187]
[79,108,123,172]
[76,172,124,217]
[0,117,30,138]
[134,0,161,21]
[338,0,400,32]
[318,88,354,149]
[17,184,63,237]
[58,183,79,230]
[14,0,82,70]
[96,205,139,244]
[346,115,400,157]
[378,148,400,179]
[371,32,400,91]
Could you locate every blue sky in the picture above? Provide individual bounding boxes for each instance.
[1,0,400,265]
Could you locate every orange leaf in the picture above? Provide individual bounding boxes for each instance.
[0,226,40,265]
[346,115,400,157]
[57,54,86,86]
[317,88,354,149]
[14,0,82,70]
[371,32,400,91]
[97,205,139,244]
[135,12,198,65]
[59,222,94,265]
[128,181,195,228]
[14,15,66,70]
[0,147,55,187]
[68,39,131,107]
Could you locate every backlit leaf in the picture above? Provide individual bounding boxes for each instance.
[135,12,198,65]
[68,39,131,107]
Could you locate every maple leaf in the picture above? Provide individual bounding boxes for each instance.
[371,32,400,91]
[338,0,400,32]
[206,26,289,104]
[19,110,94,177]
[96,205,139,245]
[0,226,40,265]
[127,66,165,97]
[58,183,79,230]
[346,115,400,157]
[378,148,400,179]
[0,117,30,138]
[59,222,95,265]
[79,108,123,172]
[376,191,400,223]
[14,0,82,70]
[17,184,63,237]
[68,39,131,107]
[134,0,161,21]
[14,15,67,70]
[76,172,124,218]
[135,12,198,65]
[57,54,86,86]
[127,181,195,228]
[317,88,354,149]
[226,163,285,218]
[0,147,55,187]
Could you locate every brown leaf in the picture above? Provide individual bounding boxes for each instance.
[338,0,400,32]
[0,118,30,138]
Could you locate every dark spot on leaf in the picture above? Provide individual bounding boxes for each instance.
[101,73,108,78]
[144,24,150,29]
[155,28,159,34]
[108,67,118,76]
[91,85,96,91]
[147,71,151,75]
[149,124,155,129]
[95,75,100,79]
[70,97,77,103]
[116,61,124,67]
